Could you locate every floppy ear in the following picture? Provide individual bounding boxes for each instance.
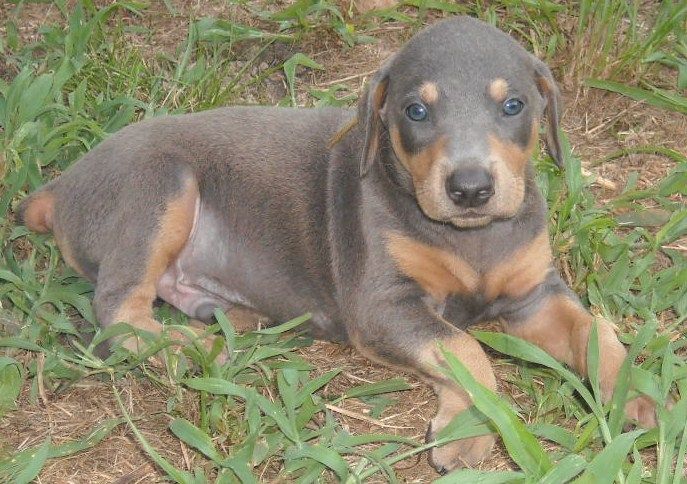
[358,68,390,177]
[533,59,564,169]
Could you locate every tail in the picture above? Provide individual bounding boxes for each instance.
[18,189,55,233]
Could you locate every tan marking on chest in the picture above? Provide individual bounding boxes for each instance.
[386,233,479,302]
[386,230,552,303]
[483,229,552,300]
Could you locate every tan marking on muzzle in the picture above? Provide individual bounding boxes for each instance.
[488,121,538,174]
[419,81,440,104]
[390,127,448,185]
[488,78,509,102]
[386,232,479,303]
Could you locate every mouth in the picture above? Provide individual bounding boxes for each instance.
[449,212,493,228]
[459,210,485,218]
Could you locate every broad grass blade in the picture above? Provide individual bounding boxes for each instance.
[586,79,687,114]
[253,313,311,334]
[169,418,224,463]
[341,377,412,400]
[13,438,51,484]
[435,468,525,483]
[184,377,300,443]
[576,429,645,483]
[440,345,553,478]
[286,443,350,481]
[528,423,576,450]
[473,331,597,411]
[609,320,656,436]
[586,320,602,406]
[0,357,22,416]
[539,454,587,483]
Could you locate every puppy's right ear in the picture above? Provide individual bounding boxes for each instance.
[533,58,564,169]
[358,68,390,177]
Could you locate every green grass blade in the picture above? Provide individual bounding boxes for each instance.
[0,417,126,481]
[49,417,126,457]
[586,320,603,408]
[214,308,236,358]
[283,54,324,106]
[340,377,412,400]
[0,357,23,416]
[253,313,311,334]
[528,423,577,450]
[473,331,597,411]
[439,344,553,478]
[609,320,657,436]
[575,429,646,483]
[12,438,51,484]
[672,419,687,484]
[586,79,687,114]
[295,369,340,406]
[434,469,525,483]
[113,386,194,483]
[539,454,588,484]
[183,377,300,443]
[286,443,350,481]
[627,447,643,483]
[169,418,224,463]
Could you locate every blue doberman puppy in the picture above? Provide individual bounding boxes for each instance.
[20,16,657,473]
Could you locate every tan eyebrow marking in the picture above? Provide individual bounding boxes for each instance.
[488,78,509,102]
[419,81,440,104]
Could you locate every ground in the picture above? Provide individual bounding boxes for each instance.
[0,1,685,482]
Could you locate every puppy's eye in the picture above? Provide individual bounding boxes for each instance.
[503,98,524,116]
[405,103,428,121]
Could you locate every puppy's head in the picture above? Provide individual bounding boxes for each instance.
[359,16,562,229]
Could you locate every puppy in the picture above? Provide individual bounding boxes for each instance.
[20,16,657,472]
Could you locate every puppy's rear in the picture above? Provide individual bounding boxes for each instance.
[19,186,56,234]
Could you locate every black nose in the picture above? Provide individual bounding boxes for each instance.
[446,167,494,207]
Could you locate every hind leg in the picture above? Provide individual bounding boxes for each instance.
[92,173,218,359]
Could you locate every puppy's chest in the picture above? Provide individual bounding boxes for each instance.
[386,231,552,303]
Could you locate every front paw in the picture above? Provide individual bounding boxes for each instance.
[624,395,659,428]
[426,423,495,474]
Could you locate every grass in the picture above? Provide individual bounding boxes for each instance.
[0,0,686,482]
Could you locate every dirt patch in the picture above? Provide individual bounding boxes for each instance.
[1,375,194,482]
[564,87,686,198]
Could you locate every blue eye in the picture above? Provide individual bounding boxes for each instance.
[406,103,428,121]
[503,98,524,116]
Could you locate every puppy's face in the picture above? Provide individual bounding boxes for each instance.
[359,17,562,229]
[386,75,541,228]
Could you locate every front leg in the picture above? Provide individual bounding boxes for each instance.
[501,274,657,427]
[349,299,497,473]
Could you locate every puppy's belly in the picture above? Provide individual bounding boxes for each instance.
[156,264,253,321]
[153,198,344,339]
[155,200,256,321]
